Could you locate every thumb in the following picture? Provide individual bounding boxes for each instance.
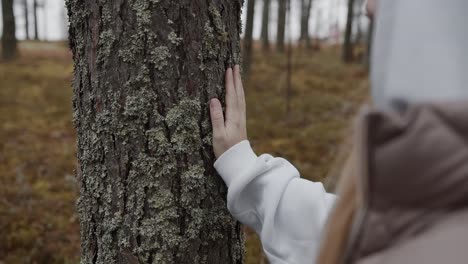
[210,98,225,135]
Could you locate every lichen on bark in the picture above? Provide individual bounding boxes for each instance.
[67,0,245,263]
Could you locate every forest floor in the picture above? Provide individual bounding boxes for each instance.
[0,41,368,264]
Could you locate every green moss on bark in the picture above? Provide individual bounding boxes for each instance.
[68,0,245,263]
[150,46,171,71]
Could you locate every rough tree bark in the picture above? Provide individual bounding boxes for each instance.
[1,0,17,60]
[276,0,286,52]
[342,0,355,62]
[260,0,270,50]
[23,0,30,40]
[243,0,256,77]
[299,0,313,48]
[33,0,38,40]
[67,0,245,263]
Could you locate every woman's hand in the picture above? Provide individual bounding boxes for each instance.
[209,65,247,159]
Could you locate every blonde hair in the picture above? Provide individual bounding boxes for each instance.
[316,150,360,264]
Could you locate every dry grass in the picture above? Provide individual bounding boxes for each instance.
[243,46,368,263]
[0,42,368,264]
[0,42,79,263]
[246,47,368,182]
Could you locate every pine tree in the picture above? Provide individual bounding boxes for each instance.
[67,0,245,262]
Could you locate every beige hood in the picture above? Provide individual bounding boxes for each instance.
[344,101,468,264]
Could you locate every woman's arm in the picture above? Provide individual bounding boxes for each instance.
[214,140,336,263]
[210,66,336,263]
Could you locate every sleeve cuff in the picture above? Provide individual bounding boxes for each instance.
[214,140,258,187]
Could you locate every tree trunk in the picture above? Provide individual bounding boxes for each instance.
[1,0,17,60]
[33,0,39,40]
[300,0,306,41]
[364,19,374,69]
[243,0,255,77]
[354,16,362,46]
[67,0,245,263]
[342,0,355,62]
[276,0,286,52]
[354,0,364,46]
[23,0,30,40]
[42,1,47,41]
[299,0,313,48]
[260,0,270,50]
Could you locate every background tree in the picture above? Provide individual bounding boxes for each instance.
[342,0,355,62]
[243,0,256,77]
[1,0,18,60]
[33,0,38,40]
[353,0,365,46]
[67,0,245,263]
[23,0,29,40]
[285,0,292,116]
[354,14,362,46]
[260,0,270,50]
[364,19,374,69]
[299,0,313,48]
[276,0,286,52]
[41,0,47,40]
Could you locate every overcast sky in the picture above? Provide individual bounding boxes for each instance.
[0,0,369,41]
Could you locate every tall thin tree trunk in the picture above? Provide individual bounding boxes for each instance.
[285,0,292,116]
[354,1,363,46]
[260,0,270,50]
[23,0,29,40]
[299,0,313,48]
[276,0,286,52]
[243,0,256,77]
[300,0,306,40]
[342,0,355,62]
[364,19,374,69]
[355,16,362,45]
[1,0,17,60]
[42,0,46,41]
[67,0,245,263]
[33,0,39,40]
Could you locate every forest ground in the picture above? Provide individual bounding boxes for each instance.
[0,41,368,264]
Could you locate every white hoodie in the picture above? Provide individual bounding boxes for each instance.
[214,141,336,264]
[214,1,468,263]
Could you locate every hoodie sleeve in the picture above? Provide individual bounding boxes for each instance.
[214,140,336,264]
